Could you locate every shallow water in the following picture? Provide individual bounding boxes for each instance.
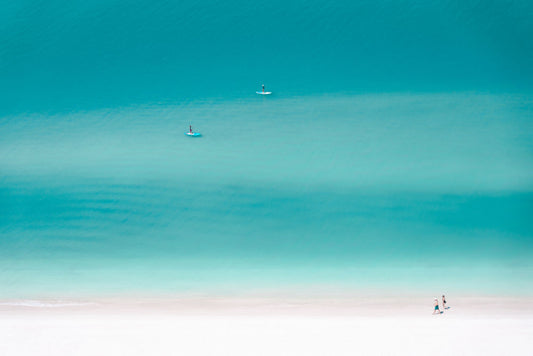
[1,93,532,297]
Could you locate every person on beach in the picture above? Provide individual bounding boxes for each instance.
[433,298,442,314]
[442,295,448,309]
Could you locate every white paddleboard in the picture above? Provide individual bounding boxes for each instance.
[185,132,201,137]
[256,91,272,95]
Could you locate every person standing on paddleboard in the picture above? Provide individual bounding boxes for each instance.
[262,84,265,93]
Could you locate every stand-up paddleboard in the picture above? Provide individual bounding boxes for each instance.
[185,125,201,137]
[256,84,272,95]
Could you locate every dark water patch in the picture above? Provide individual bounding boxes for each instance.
[1,180,531,266]
[1,0,532,114]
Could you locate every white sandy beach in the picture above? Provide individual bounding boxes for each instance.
[1,295,532,355]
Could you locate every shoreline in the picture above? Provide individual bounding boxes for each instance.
[1,294,531,317]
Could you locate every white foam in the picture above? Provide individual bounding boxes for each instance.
[0,300,96,308]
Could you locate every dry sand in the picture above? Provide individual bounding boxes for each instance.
[1,295,532,355]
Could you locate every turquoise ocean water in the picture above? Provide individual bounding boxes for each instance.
[1,1,532,297]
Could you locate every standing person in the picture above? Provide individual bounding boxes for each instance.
[262,84,265,93]
[433,298,442,314]
[442,295,448,309]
